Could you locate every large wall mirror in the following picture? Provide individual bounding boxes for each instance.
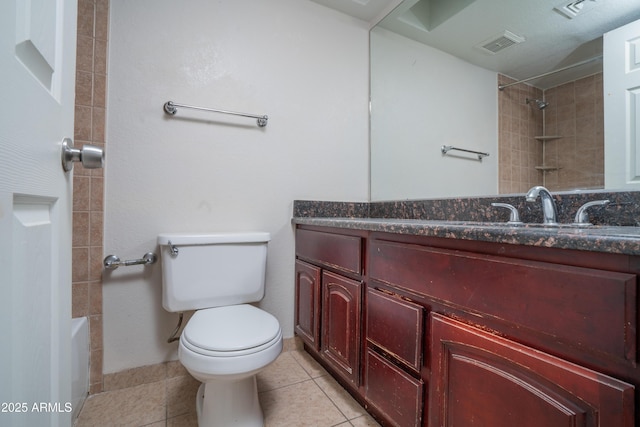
[370,0,640,201]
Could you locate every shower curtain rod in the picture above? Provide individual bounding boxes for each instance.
[498,56,603,90]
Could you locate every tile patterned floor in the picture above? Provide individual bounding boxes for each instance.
[75,349,381,426]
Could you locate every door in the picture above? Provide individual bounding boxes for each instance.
[430,314,634,427]
[321,270,362,385]
[0,0,78,426]
[294,260,321,350]
[604,18,640,189]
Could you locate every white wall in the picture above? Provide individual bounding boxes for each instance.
[104,0,369,373]
[370,27,498,201]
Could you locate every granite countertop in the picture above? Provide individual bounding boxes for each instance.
[292,217,640,256]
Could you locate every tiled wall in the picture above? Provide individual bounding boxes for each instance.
[543,74,604,190]
[497,75,544,193]
[72,0,109,395]
[498,73,604,194]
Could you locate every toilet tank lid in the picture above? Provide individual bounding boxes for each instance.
[158,232,270,246]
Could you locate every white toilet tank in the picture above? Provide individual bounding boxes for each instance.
[157,232,270,312]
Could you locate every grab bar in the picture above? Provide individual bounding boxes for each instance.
[163,100,268,127]
[103,252,157,270]
[441,145,490,160]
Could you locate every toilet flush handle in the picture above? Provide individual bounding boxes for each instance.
[168,240,179,257]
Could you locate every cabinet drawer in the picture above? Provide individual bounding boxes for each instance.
[365,349,423,427]
[296,229,362,275]
[370,240,637,362]
[367,288,423,371]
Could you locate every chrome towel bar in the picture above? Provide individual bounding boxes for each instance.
[163,100,268,127]
[103,252,157,270]
[441,145,490,160]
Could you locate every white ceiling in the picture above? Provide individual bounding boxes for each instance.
[310,0,640,89]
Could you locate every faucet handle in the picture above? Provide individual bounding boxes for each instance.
[491,203,522,224]
[573,200,610,225]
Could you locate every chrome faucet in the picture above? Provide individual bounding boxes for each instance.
[525,186,558,225]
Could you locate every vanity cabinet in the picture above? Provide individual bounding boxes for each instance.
[294,228,364,386]
[294,224,639,427]
[430,313,634,427]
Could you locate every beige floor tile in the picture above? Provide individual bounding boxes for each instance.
[76,350,379,427]
[350,413,382,426]
[257,351,312,392]
[166,374,201,418]
[75,381,165,427]
[167,412,199,427]
[314,375,366,420]
[103,363,166,391]
[290,348,330,379]
[260,379,347,427]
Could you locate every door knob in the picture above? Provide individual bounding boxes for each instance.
[61,138,104,172]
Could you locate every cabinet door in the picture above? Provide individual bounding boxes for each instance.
[430,314,635,427]
[294,260,321,350]
[321,270,362,385]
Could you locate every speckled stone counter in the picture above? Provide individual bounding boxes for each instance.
[293,191,640,256]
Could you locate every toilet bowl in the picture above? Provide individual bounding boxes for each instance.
[158,232,282,427]
[180,305,282,426]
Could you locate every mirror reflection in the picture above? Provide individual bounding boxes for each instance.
[370,0,640,201]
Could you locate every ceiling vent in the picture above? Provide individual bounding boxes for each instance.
[477,31,525,54]
[554,0,599,19]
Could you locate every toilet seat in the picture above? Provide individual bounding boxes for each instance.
[181,304,281,357]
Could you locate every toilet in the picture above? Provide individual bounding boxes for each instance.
[157,232,283,427]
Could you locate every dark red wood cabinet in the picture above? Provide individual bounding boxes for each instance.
[430,313,633,427]
[294,260,321,350]
[295,225,638,427]
[294,228,364,386]
[321,270,361,385]
[365,288,424,426]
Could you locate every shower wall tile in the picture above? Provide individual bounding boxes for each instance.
[543,73,603,191]
[72,283,89,318]
[73,175,91,209]
[72,247,90,283]
[74,106,92,141]
[89,282,103,315]
[76,71,93,105]
[73,211,90,246]
[76,36,94,72]
[94,74,107,107]
[95,39,108,74]
[498,75,542,193]
[77,0,95,38]
[73,0,109,395]
[89,315,103,352]
[90,211,103,245]
[498,73,604,193]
